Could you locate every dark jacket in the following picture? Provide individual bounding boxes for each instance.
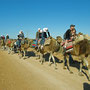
[43,31,50,38]
[36,32,42,39]
[19,33,24,39]
[64,29,72,40]
[6,35,9,40]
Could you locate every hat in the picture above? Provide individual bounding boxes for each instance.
[19,30,23,34]
[40,30,43,33]
[70,24,75,27]
[38,28,41,31]
[43,28,48,32]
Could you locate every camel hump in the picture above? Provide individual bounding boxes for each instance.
[75,35,85,44]
[84,34,90,40]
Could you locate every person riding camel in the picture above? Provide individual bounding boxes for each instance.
[6,34,9,40]
[43,28,50,39]
[19,30,24,40]
[70,28,77,41]
[0,35,3,40]
[63,24,76,48]
[40,28,51,49]
[36,28,43,46]
[16,30,24,48]
[1,35,5,40]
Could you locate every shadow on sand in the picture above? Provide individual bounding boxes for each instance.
[44,53,63,64]
[83,83,90,90]
[27,51,36,58]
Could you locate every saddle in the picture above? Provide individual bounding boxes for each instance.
[8,40,11,44]
[32,40,37,47]
[61,40,73,53]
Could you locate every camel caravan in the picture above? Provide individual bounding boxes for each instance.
[0,25,90,81]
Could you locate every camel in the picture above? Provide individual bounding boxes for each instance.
[63,34,90,81]
[18,38,30,59]
[0,39,6,50]
[38,36,62,69]
[6,39,16,54]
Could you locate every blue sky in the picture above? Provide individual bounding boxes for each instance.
[0,0,90,39]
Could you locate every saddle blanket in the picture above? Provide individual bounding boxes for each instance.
[61,40,73,53]
[8,40,12,44]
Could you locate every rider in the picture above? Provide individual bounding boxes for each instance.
[40,28,51,49]
[19,30,24,39]
[16,30,24,48]
[71,28,76,40]
[2,35,5,40]
[6,34,9,40]
[0,35,3,40]
[43,28,50,39]
[36,28,43,46]
[63,24,76,48]
[0,35,5,40]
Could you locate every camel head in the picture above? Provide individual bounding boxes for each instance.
[74,33,85,44]
[56,36,62,44]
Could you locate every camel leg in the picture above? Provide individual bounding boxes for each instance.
[8,47,10,54]
[40,54,44,65]
[88,66,90,81]
[2,46,5,50]
[19,51,22,59]
[11,48,14,55]
[23,50,26,59]
[49,53,52,66]
[36,52,40,60]
[78,61,83,76]
[67,56,73,74]
[51,53,57,69]
[10,48,12,54]
[3,46,5,50]
[63,56,66,69]
[83,59,90,81]
[10,48,11,54]
[6,46,8,50]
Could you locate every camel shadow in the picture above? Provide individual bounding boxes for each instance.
[44,53,63,64]
[68,55,89,80]
[83,83,90,90]
[27,51,36,58]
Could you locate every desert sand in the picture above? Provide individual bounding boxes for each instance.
[0,50,90,90]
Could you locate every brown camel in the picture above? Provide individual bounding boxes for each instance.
[38,36,62,69]
[63,34,90,81]
[6,39,16,54]
[18,38,30,59]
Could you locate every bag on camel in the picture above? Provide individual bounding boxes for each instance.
[61,40,73,53]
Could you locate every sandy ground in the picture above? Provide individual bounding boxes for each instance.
[0,50,90,90]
